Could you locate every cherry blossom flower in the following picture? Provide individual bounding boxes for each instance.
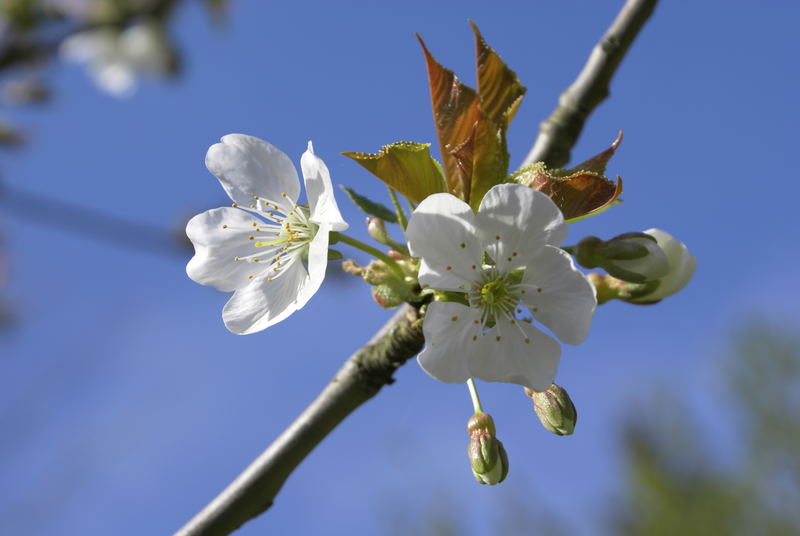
[60,22,170,97]
[406,184,596,392]
[186,134,348,334]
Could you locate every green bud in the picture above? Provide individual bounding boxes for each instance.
[525,384,578,436]
[573,233,668,284]
[466,412,508,485]
[366,217,409,254]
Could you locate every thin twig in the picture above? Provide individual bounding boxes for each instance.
[521,0,658,169]
[174,305,425,536]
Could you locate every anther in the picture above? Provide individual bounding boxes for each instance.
[451,316,458,322]
[524,338,530,344]
[495,235,500,240]
[537,287,542,293]
[460,243,466,248]
[248,275,254,279]
[446,266,452,271]
[495,336,501,342]
[221,224,228,229]
[512,252,518,257]
[231,203,238,208]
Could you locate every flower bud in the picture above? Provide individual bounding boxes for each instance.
[630,229,695,303]
[366,217,392,245]
[467,412,508,485]
[525,384,577,436]
[574,233,668,283]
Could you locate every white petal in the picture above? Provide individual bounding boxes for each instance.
[417,302,484,384]
[120,23,167,74]
[93,62,136,97]
[520,245,596,345]
[468,317,560,392]
[222,257,309,334]
[406,193,482,291]
[186,207,270,291]
[635,229,696,301]
[205,134,301,208]
[476,184,567,272]
[60,29,116,63]
[300,141,348,231]
[294,221,332,307]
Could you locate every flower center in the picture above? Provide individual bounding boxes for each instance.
[468,268,521,326]
[224,194,318,281]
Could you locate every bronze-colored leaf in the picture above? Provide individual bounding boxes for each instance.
[471,21,527,130]
[342,142,446,204]
[570,130,623,175]
[518,164,623,220]
[451,111,508,211]
[417,34,481,200]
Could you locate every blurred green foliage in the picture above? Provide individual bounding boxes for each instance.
[613,322,800,536]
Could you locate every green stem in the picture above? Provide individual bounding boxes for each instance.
[332,232,405,279]
[387,187,408,230]
[466,378,484,414]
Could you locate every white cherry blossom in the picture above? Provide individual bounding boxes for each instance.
[60,22,170,97]
[406,184,596,392]
[186,134,348,334]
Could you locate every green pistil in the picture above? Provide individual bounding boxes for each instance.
[470,271,520,324]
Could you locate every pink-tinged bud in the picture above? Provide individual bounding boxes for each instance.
[366,217,391,245]
[467,412,508,485]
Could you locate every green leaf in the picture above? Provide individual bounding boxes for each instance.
[338,185,398,223]
[471,21,527,130]
[342,142,446,204]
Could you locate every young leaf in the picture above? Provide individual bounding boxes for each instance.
[569,130,624,175]
[417,34,481,200]
[339,185,398,223]
[342,142,446,203]
[471,21,527,130]
[513,163,623,220]
[451,113,508,211]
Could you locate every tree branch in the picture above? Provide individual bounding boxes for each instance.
[174,305,425,536]
[521,0,659,169]
[174,2,660,534]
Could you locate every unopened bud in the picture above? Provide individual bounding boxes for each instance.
[366,217,391,245]
[467,412,508,485]
[574,233,668,283]
[525,384,577,436]
[630,229,696,303]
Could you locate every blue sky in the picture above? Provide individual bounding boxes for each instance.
[1,1,799,534]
